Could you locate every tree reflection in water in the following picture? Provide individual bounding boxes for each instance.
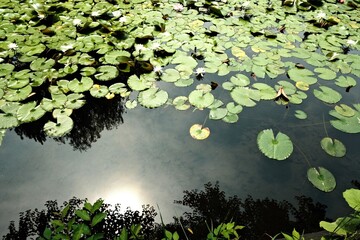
[14,94,125,151]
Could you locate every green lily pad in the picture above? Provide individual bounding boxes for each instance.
[288,68,317,85]
[252,83,276,100]
[230,87,261,107]
[335,76,357,88]
[209,108,228,120]
[0,113,19,128]
[30,58,55,71]
[109,83,127,94]
[343,188,360,211]
[226,102,243,114]
[307,167,336,192]
[128,74,151,91]
[313,86,342,104]
[68,77,93,93]
[295,81,309,91]
[7,79,30,89]
[0,63,15,77]
[294,110,307,119]
[80,67,97,76]
[3,85,32,102]
[40,94,67,112]
[44,115,73,137]
[174,78,194,87]
[329,103,360,133]
[138,88,168,109]
[125,100,137,109]
[53,108,73,118]
[17,101,46,123]
[314,67,337,80]
[222,112,239,123]
[188,90,215,109]
[230,74,250,87]
[189,124,210,140]
[334,104,355,117]
[257,129,293,160]
[104,50,131,65]
[320,137,346,158]
[65,93,86,109]
[161,68,181,83]
[173,96,190,111]
[90,84,109,98]
[94,65,119,81]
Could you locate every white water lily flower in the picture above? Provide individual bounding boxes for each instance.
[135,44,146,51]
[119,16,127,23]
[347,39,358,45]
[316,11,326,19]
[151,42,161,50]
[153,66,163,75]
[73,18,82,26]
[8,42,18,50]
[38,13,45,19]
[91,11,101,17]
[112,10,122,17]
[195,67,206,77]
[60,44,74,52]
[173,3,184,12]
[242,1,250,7]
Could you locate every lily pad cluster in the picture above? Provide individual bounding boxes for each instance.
[0,0,359,192]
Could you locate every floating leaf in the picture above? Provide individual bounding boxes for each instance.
[294,110,307,119]
[209,108,228,120]
[252,83,276,100]
[288,68,317,85]
[40,94,67,112]
[257,129,293,160]
[188,90,214,109]
[222,112,239,123]
[53,108,73,118]
[17,101,46,123]
[313,86,342,104]
[138,88,168,108]
[320,137,346,158]
[125,100,137,109]
[3,85,32,102]
[307,167,336,192]
[44,115,73,137]
[30,58,55,71]
[94,65,119,81]
[109,83,127,94]
[128,74,151,91]
[226,102,243,114]
[329,104,360,133]
[68,77,93,93]
[335,104,355,117]
[335,76,357,88]
[161,68,180,83]
[0,113,19,128]
[104,50,131,65]
[189,124,210,140]
[343,188,360,211]
[230,74,250,87]
[314,67,337,80]
[0,63,15,77]
[173,96,190,111]
[90,84,109,98]
[295,81,309,91]
[230,87,260,107]
[65,93,86,109]
[7,79,30,89]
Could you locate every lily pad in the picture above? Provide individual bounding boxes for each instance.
[65,93,86,109]
[3,85,32,102]
[44,115,73,137]
[68,77,93,93]
[295,81,309,91]
[343,188,360,211]
[125,100,137,109]
[226,102,243,114]
[230,87,261,107]
[188,90,214,109]
[94,65,119,81]
[53,109,73,118]
[128,74,151,91]
[288,68,317,85]
[307,167,336,192]
[294,110,307,119]
[173,96,190,111]
[0,113,19,128]
[335,76,357,88]
[209,108,228,120]
[252,83,277,100]
[40,94,67,112]
[30,58,55,71]
[138,88,168,108]
[189,124,210,140]
[257,129,293,160]
[334,104,355,117]
[17,101,46,123]
[0,63,15,77]
[320,137,346,158]
[90,84,109,98]
[109,83,127,94]
[161,68,181,83]
[314,67,337,80]
[313,86,342,104]
[329,104,360,133]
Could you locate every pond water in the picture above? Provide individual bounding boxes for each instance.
[0,82,359,235]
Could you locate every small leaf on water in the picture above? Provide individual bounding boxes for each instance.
[190,124,210,140]
[307,167,336,192]
[320,137,346,157]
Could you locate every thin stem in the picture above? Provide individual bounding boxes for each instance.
[293,141,312,168]
[322,114,329,137]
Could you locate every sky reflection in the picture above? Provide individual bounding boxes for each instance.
[0,97,359,235]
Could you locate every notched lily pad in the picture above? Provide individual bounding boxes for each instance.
[189,124,210,140]
[257,129,293,160]
[307,167,336,192]
[138,88,168,108]
[188,90,214,109]
[320,137,346,158]
[44,115,73,137]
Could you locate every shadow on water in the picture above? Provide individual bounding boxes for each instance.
[13,94,125,151]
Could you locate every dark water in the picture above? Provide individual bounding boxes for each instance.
[0,80,359,235]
